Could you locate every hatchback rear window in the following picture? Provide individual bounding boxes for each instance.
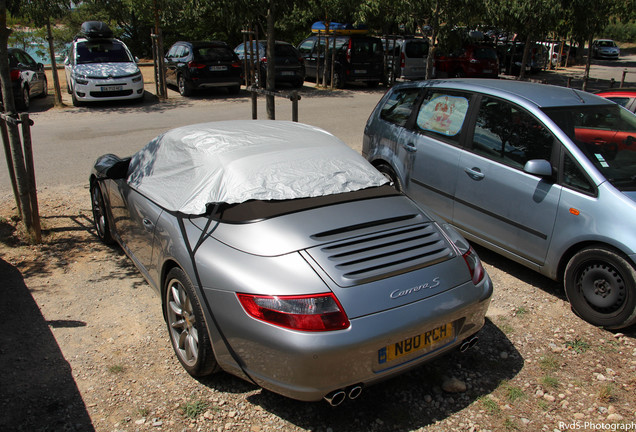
[196,46,235,62]
[404,41,429,58]
[474,47,497,60]
[274,44,298,57]
[380,88,420,127]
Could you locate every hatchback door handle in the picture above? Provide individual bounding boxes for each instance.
[464,166,485,180]
[143,218,153,227]
[402,142,417,153]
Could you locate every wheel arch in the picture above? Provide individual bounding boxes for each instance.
[556,240,636,284]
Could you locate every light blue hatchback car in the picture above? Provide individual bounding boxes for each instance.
[364,79,636,329]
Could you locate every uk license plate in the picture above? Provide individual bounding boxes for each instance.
[101,85,123,92]
[378,323,454,365]
[354,69,367,74]
[281,71,295,76]
[210,66,227,71]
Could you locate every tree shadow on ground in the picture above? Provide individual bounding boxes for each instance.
[0,258,94,432]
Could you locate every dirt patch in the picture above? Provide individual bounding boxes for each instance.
[1,185,635,432]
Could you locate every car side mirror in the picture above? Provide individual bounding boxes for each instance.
[135,56,140,63]
[37,63,44,71]
[524,159,552,177]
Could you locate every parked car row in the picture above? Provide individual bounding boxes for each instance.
[10,20,627,108]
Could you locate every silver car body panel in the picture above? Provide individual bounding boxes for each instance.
[364,79,636,281]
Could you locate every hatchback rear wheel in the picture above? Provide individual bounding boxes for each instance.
[164,268,219,377]
[564,246,636,329]
[178,75,192,97]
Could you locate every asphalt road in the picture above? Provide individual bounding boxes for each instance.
[1,53,634,196]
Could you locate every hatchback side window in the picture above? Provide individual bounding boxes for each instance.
[415,91,471,143]
[472,97,554,169]
[562,152,595,194]
[298,40,314,55]
[380,88,420,127]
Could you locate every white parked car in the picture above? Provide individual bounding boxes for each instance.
[64,21,144,106]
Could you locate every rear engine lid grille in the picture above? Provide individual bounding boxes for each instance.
[307,222,455,287]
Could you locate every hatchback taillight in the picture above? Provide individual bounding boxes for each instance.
[400,52,405,68]
[188,61,206,69]
[237,293,350,331]
[10,69,20,81]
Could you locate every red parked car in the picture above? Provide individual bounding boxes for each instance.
[433,44,498,78]
[595,88,636,114]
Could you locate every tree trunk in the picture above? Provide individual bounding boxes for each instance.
[45,19,63,107]
[0,3,36,239]
[265,1,275,120]
[518,34,532,81]
[582,35,593,92]
[425,0,439,80]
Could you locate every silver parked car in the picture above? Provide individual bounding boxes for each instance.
[90,120,492,404]
[591,39,620,60]
[363,79,636,329]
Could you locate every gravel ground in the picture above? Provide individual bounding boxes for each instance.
[1,184,635,432]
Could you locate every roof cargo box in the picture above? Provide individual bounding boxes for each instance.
[80,21,113,39]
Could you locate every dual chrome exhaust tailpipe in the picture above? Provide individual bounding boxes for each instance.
[324,384,363,406]
[459,335,479,352]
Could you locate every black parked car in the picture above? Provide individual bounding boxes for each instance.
[5,48,48,110]
[164,41,242,96]
[297,35,384,88]
[234,40,305,88]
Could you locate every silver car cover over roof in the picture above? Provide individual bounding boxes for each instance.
[127,120,388,214]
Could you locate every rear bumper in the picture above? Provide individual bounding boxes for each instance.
[206,274,493,401]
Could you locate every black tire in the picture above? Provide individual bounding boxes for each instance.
[564,246,636,329]
[453,69,465,78]
[367,81,379,88]
[178,75,192,97]
[39,77,48,98]
[228,85,240,95]
[164,268,219,377]
[17,86,30,111]
[90,182,114,244]
[332,70,344,89]
[71,90,83,107]
[375,164,403,192]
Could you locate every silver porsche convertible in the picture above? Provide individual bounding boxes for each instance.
[90,120,492,405]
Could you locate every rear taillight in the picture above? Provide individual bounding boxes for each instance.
[400,52,405,68]
[462,247,485,285]
[237,293,350,331]
[231,61,241,68]
[346,39,352,63]
[438,223,486,285]
[188,61,206,69]
[10,69,20,81]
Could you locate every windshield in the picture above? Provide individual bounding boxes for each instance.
[544,104,636,190]
[76,40,133,64]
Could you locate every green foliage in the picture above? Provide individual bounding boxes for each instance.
[181,399,208,419]
[603,21,636,43]
[565,338,590,353]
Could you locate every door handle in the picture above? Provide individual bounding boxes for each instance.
[143,218,154,228]
[464,166,485,180]
[402,142,417,153]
